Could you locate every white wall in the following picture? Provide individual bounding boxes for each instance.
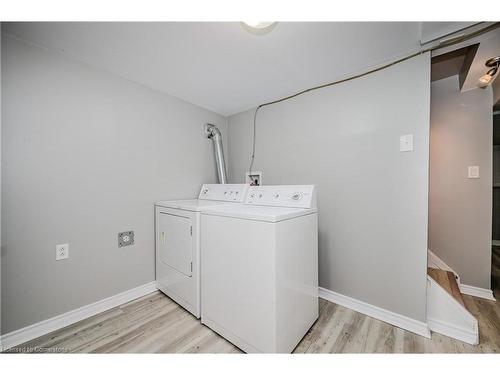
[1,35,227,334]
[429,75,493,289]
[227,54,431,322]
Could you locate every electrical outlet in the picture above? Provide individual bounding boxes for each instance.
[56,244,69,261]
[118,231,134,247]
[468,166,480,179]
[245,171,262,186]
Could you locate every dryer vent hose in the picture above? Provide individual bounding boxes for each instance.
[206,124,228,184]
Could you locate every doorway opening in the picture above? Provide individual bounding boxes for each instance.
[492,110,500,296]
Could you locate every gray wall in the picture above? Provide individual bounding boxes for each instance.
[429,75,493,289]
[227,54,431,322]
[1,35,227,334]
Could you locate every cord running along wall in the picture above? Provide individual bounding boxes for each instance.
[247,22,500,174]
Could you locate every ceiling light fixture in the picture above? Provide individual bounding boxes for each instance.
[241,22,277,35]
[479,74,492,85]
[478,56,500,87]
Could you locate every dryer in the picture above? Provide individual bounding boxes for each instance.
[200,185,318,353]
[155,183,249,318]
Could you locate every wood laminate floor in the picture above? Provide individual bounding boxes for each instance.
[9,291,500,353]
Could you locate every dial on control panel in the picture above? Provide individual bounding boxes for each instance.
[198,184,249,202]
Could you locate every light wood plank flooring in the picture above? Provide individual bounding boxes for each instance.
[8,291,500,353]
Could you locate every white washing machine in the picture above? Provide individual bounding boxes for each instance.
[155,183,249,318]
[200,185,318,353]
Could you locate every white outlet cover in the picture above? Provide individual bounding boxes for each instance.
[56,243,69,261]
[468,166,480,179]
[400,134,413,152]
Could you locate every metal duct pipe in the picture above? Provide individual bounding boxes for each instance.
[205,124,228,184]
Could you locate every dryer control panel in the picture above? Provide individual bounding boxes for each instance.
[198,184,249,202]
[245,185,316,208]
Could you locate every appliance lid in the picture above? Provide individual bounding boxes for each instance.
[155,199,228,212]
[201,204,317,222]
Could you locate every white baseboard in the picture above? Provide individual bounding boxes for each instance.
[459,284,496,301]
[0,281,158,350]
[1,279,492,351]
[427,318,478,345]
[426,276,479,345]
[318,287,431,338]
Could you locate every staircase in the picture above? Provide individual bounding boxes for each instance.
[427,268,465,307]
[426,267,478,345]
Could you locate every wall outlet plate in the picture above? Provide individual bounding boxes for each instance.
[118,231,135,247]
[400,134,413,152]
[468,166,480,179]
[56,243,69,261]
[245,171,262,186]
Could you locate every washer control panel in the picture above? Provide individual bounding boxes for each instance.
[245,185,316,208]
[198,184,249,202]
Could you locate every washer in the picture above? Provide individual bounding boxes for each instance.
[200,185,318,353]
[155,183,249,318]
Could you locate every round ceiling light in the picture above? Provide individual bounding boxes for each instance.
[241,22,277,35]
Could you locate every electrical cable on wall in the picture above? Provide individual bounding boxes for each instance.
[248,107,259,175]
[247,22,500,176]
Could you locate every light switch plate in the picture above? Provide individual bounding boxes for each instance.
[468,166,480,179]
[400,134,413,152]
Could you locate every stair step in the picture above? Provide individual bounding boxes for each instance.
[427,268,465,308]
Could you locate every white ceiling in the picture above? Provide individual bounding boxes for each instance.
[3,22,428,116]
[420,22,477,44]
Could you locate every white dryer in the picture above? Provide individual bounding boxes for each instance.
[200,185,318,353]
[155,183,249,318]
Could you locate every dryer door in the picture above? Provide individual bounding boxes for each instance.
[158,212,193,277]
